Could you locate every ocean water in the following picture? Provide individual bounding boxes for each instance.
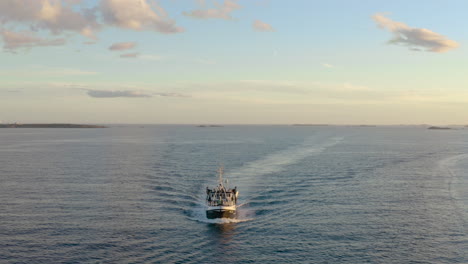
[0,125,467,263]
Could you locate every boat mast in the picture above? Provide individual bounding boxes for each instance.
[217,166,224,185]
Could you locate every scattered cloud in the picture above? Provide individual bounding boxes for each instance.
[0,66,98,76]
[154,92,190,98]
[372,13,459,53]
[117,53,163,60]
[0,0,183,52]
[100,0,184,33]
[383,89,468,105]
[2,89,23,93]
[183,0,241,20]
[0,0,100,38]
[109,42,137,51]
[86,89,151,98]
[120,52,139,58]
[172,80,387,105]
[1,30,66,51]
[83,89,189,98]
[252,20,274,32]
[41,68,98,76]
[236,80,309,94]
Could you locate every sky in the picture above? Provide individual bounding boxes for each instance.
[0,0,467,125]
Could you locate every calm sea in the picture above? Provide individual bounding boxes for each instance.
[0,125,467,263]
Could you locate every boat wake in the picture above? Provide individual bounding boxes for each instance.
[226,136,343,179]
[439,154,468,196]
[438,154,468,224]
[224,136,343,199]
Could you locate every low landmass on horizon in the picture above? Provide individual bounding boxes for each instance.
[0,124,106,128]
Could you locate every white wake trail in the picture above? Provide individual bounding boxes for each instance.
[438,153,468,225]
[226,136,343,179]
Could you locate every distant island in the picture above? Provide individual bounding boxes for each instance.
[0,123,107,128]
[197,125,224,128]
[427,126,451,130]
[292,124,329,126]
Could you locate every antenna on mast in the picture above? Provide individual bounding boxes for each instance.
[217,165,224,185]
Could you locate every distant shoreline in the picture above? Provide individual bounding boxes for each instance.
[0,124,107,128]
[427,126,452,130]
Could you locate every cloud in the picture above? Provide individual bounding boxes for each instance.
[86,89,151,98]
[120,52,139,58]
[322,63,333,68]
[396,90,468,104]
[252,20,274,32]
[0,66,98,76]
[40,68,97,76]
[154,92,190,98]
[0,0,183,52]
[100,0,183,33]
[109,42,136,51]
[1,30,66,51]
[118,53,163,60]
[2,89,23,93]
[372,13,459,53]
[83,89,189,98]
[0,0,100,38]
[173,80,387,105]
[183,0,241,20]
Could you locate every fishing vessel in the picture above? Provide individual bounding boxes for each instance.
[206,167,239,219]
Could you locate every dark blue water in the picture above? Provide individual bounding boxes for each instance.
[0,125,467,263]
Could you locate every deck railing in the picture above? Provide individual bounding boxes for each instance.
[207,199,236,206]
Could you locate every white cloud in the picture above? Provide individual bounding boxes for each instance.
[322,63,333,68]
[100,0,183,33]
[0,0,183,52]
[109,42,136,51]
[372,13,459,53]
[1,30,66,51]
[0,0,100,38]
[183,0,241,20]
[120,52,139,58]
[252,20,274,32]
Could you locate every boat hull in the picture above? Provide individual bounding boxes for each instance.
[206,206,237,219]
[206,209,236,219]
